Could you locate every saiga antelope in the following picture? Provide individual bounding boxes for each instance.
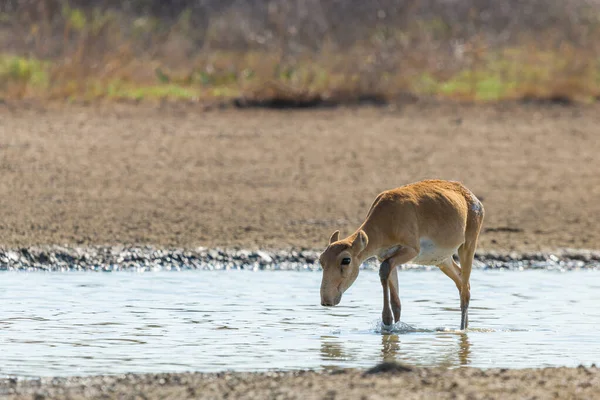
[319,179,484,330]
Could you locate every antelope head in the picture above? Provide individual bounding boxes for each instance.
[319,229,368,306]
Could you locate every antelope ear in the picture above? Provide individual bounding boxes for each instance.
[352,230,368,253]
[329,230,340,244]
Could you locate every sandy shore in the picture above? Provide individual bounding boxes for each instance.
[1,102,600,252]
[2,362,599,399]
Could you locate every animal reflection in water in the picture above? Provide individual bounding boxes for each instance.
[319,333,472,368]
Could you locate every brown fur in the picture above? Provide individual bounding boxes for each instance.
[319,179,484,330]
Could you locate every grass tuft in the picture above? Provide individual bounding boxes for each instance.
[0,56,49,99]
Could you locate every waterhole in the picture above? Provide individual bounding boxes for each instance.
[1,269,598,377]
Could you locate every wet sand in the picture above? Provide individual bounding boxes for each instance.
[2,363,599,399]
[1,102,600,252]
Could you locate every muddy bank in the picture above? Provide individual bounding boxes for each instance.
[1,362,598,400]
[0,245,599,272]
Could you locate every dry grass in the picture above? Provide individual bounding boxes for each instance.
[2,1,600,105]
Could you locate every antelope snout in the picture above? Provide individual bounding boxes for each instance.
[320,292,342,307]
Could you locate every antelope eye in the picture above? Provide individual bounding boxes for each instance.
[341,257,351,266]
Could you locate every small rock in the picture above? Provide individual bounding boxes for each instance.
[364,362,413,375]
[256,250,273,263]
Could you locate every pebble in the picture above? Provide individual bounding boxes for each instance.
[0,246,598,272]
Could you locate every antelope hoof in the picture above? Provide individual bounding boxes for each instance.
[382,307,394,327]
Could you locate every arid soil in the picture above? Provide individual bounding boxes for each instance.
[2,363,599,400]
[1,102,599,252]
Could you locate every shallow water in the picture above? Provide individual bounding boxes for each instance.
[1,269,599,377]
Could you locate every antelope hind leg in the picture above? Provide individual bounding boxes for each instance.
[458,243,476,330]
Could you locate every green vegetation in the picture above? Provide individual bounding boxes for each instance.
[3,49,597,104]
[0,56,49,99]
[1,3,600,105]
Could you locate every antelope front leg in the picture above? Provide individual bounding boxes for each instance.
[379,260,394,326]
[379,246,418,326]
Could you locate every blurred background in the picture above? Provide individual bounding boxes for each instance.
[2,0,600,104]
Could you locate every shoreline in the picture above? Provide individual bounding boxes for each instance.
[1,362,598,400]
[1,245,599,272]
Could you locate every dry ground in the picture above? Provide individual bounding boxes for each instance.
[1,102,599,252]
[2,364,599,400]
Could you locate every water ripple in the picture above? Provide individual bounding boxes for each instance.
[0,269,599,376]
